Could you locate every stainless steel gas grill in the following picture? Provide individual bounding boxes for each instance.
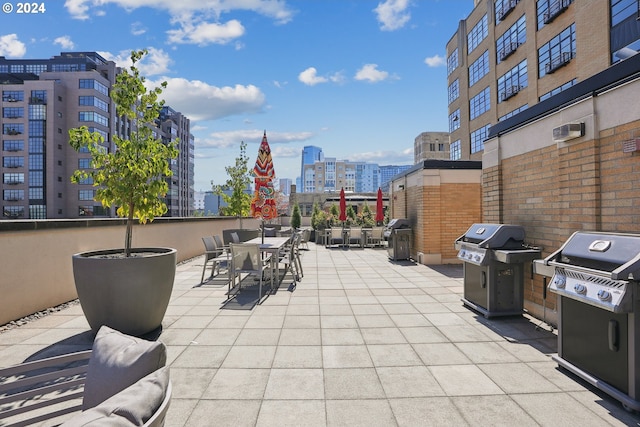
[385,219,411,261]
[455,223,541,318]
[534,231,640,412]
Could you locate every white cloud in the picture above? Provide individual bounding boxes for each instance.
[167,19,245,46]
[53,36,75,50]
[298,67,327,86]
[354,64,394,83]
[374,0,411,31]
[198,129,313,150]
[150,78,266,122]
[64,0,295,24]
[0,34,26,58]
[298,67,344,86]
[424,54,445,67]
[131,22,147,36]
[99,47,173,76]
[348,148,413,163]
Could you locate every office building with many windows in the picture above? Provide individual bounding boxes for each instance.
[0,52,194,219]
[447,0,639,161]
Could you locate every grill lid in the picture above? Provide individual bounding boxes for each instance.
[459,223,526,249]
[546,231,640,280]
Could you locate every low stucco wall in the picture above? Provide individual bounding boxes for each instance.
[0,216,261,326]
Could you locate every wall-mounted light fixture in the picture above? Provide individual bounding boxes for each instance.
[398,185,405,190]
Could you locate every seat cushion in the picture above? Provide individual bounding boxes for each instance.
[62,366,170,426]
[82,326,167,410]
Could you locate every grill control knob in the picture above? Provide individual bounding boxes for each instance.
[597,289,612,301]
[474,255,481,262]
[574,284,587,295]
[553,276,566,289]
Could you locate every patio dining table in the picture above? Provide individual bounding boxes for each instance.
[245,236,292,283]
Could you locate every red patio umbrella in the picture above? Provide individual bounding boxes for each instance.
[250,131,277,241]
[338,187,347,223]
[375,187,384,225]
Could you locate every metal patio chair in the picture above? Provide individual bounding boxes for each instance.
[201,236,229,283]
[229,243,273,304]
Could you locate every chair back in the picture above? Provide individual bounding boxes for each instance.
[330,228,343,239]
[301,228,310,242]
[202,236,220,260]
[350,227,362,238]
[230,243,261,271]
[213,235,225,249]
[371,227,384,238]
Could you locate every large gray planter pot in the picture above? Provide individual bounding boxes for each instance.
[72,247,177,336]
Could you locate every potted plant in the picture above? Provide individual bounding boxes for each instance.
[290,203,301,230]
[69,50,179,336]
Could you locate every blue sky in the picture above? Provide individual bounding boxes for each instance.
[0,0,470,190]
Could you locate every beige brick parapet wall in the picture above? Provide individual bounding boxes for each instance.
[0,217,260,326]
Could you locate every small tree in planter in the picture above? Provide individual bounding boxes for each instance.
[69,49,178,256]
[290,203,302,230]
[68,49,179,336]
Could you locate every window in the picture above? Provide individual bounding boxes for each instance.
[495,0,520,23]
[25,64,47,75]
[2,91,24,102]
[52,63,85,72]
[29,205,46,219]
[499,104,528,121]
[30,90,47,104]
[78,158,91,169]
[611,0,640,62]
[3,140,24,151]
[3,206,24,218]
[29,104,46,120]
[448,79,459,104]
[28,138,44,153]
[79,111,109,127]
[79,190,95,200]
[79,79,109,96]
[468,15,488,54]
[29,171,43,186]
[537,0,573,29]
[447,48,459,76]
[3,156,24,168]
[28,121,45,137]
[3,173,24,184]
[79,205,108,216]
[450,140,461,160]
[538,24,575,77]
[29,187,43,199]
[449,109,461,133]
[539,79,577,101]
[471,124,491,154]
[29,154,43,169]
[469,51,490,87]
[79,96,109,112]
[470,87,491,120]
[496,15,526,63]
[3,189,24,201]
[3,124,24,135]
[498,59,528,102]
[78,176,94,185]
[3,107,24,118]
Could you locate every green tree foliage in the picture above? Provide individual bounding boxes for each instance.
[358,202,375,227]
[69,49,179,257]
[291,203,301,229]
[346,205,356,226]
[212,141,252,217]
[311,202,329,230]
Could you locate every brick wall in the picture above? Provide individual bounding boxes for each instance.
[488,119,640,316]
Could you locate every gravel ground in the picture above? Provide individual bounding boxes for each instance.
[0,300,80,334]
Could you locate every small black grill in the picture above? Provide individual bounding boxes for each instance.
[455,223,540,318]
[535,231,640,412]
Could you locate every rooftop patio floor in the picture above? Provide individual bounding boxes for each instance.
[1,242,639,426]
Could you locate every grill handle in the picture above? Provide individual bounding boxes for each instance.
[608,320,619,352]
[611,252,640,280]
[482,271,486,288]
